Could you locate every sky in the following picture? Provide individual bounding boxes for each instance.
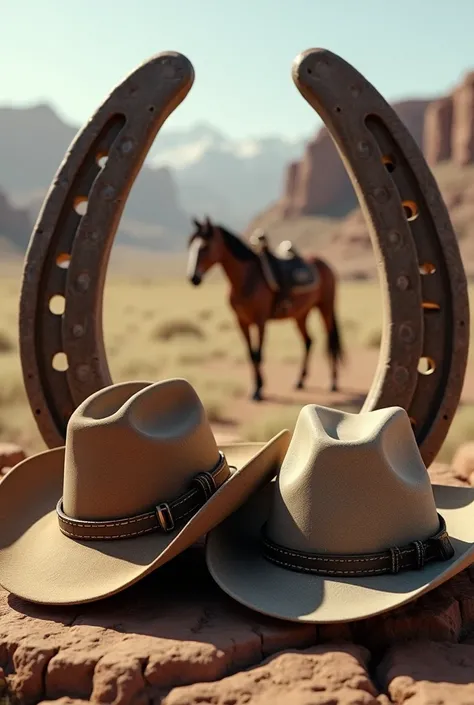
[3,0,474,141]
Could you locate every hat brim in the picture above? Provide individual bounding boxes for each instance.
[0,431,290,605]
[205,480,474,623]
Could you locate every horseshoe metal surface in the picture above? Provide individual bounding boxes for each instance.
[19,51,194,448]
[20,47,469,468]
[292,48,469,466]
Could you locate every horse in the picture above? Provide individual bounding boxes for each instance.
[186,216,344,402]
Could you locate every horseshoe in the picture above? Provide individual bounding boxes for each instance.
[19,48,469,469]
[292,48,469,466]
[19,51,194,448]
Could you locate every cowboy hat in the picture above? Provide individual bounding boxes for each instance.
[206,403,474,623]
[0,378,290,605]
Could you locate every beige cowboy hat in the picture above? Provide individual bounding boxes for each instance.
[0,378,290,605]
[206,404,474,623]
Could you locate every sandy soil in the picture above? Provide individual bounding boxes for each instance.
[209,347,474,442]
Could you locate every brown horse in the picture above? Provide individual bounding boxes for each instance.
[186,217,344,401]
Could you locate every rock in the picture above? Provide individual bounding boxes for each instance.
[281,161,299,218]
[0,547,317,705]
[286,128,352,218]
[0,442,26,474]
[378,641,474,704]
[424,97,454,165]
[452,72,474,167]
[278,100,430,221]
[451,442,474,483]
[1,541,474,704]
[163,644,379,705]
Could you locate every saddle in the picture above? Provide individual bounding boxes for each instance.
[254,238,320,295]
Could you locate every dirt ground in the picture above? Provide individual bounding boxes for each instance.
[0,259,472,464]
[208,348,474,444]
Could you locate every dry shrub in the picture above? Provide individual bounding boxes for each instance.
[197,309,213,321]
[177,352,208,365]
[152,319,205,342]
[437,404,474,463]
[204,400,228,424]
[209,348,228,360]
[242,406,302,442]
[364,328,382,349]
[342,318,358,333]
[0,331,14,354]
[217,319,233,332]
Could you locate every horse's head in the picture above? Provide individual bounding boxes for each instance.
[186,216,221,286]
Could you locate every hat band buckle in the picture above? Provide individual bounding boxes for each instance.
[56,452,230,541]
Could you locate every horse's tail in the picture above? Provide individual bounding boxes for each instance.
[311,256,345,366]
[327,308,344,365]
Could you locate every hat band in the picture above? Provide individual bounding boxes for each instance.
[56,452,230,541]
[261,513,455,577]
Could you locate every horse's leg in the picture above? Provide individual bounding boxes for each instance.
[295,313,313,390]
[236,317,263,401]
[252,322,266,401]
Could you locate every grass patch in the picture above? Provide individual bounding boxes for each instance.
[0,331,14,354]
[152,319,205,341]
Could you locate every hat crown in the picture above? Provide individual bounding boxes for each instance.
[62,378,220,521]
[266,405,439,555]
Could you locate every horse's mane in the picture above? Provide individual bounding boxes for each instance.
[217,225,259,263]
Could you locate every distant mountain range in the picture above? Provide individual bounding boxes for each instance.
[0,104,307,253]
[149,122,306,228]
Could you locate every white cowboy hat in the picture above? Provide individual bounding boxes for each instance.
[0,378,290,605]
[206,404,474,623]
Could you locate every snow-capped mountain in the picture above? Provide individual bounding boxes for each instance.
[149,123,308,230]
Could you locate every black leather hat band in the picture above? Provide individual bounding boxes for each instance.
[57,452,231,541]
[261,513,455,577]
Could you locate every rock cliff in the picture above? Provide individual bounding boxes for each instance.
[279,100,430,219]
[0,189,31,251]
[278,69,474,220]
[0,105,191,254]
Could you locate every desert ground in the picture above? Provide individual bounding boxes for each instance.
[0,251,473,465]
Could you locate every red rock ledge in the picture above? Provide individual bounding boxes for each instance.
[1,541,474,705]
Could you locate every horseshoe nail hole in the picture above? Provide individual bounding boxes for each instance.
[419,262,436,275]
[52,352,69,372]
[56,253,71,269]
[417,356,436,375]
[460,320,465,327]
[96,152,108,168]
[422,301,441,311]
[148,106,155,113]
[73,196,88,216]
[35,409,41,416]
[49,295,66,315]
[443,414,449,421]
[382,155,396,173]
[307,68,312,74]
[402,200,419,222]
[335,106,341,113]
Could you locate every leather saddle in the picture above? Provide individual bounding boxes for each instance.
[256,239,320,295]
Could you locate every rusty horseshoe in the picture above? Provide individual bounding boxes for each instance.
[292,49,469,466]
[19,52,194,448]
[19,48,469,467]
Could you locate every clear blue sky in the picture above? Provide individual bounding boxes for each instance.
[3,0,474,139]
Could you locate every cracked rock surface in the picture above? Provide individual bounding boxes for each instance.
[1,466,474,704]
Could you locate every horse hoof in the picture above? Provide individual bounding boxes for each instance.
[295,380,304,390]
[331,384,338,393]
[252,391,263,402]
